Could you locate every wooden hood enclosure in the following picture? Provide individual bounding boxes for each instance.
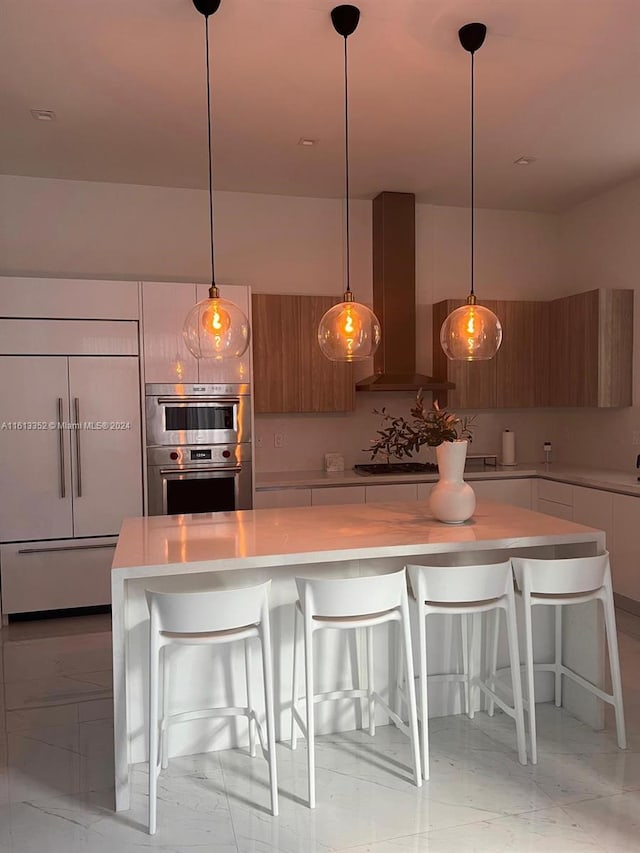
[356,191,454,393]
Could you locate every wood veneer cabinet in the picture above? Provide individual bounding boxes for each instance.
[433,289,632,409]
[252,294,354,413]
[547,289,633,407]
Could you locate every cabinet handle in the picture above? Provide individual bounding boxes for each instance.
[17,543,116,555]
[74,397,82,497]
[57,397,66,499]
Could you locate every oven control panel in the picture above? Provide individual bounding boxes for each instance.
[147,443,251,467]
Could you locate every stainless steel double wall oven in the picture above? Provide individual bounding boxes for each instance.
[146,383,252,516]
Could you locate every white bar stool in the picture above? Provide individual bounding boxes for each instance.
[145,581,278,834]
[505,552,626,764]
[290,569,422,808]
[406,562,527,780]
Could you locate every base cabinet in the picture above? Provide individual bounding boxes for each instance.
[0,537,117,614]
[610,494,640,602]
[253,489,312,509]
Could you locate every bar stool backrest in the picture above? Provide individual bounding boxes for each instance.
[407,562,513,604]
[145,581,271,634]
[295,569,407,618]
[511,552,610,596]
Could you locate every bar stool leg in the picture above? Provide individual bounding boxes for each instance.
[486,609,500,717]
[304,617,316,808]
[148,637,160,835]
[522,591,538,765]
[461,614,470,716]
[554,605,563,707]
[505,599,527,765]
[161,647,170,769]
[291,606,300,750]
[602,589,627,750]
[416,608,429,780]
[401,606,422,787]
[394,622,404,719]
[468,614,478,720]
[348,630,364,731]
[245,638,256,758]
[366,626,376,736]
[260,621,279,816]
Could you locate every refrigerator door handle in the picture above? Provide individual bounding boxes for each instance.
[57,397,66,499]
[74,397,82,498]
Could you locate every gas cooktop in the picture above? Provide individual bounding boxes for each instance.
[353,462,438,476]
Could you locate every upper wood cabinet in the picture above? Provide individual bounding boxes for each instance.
[252,294,354,413]
[547,289,632,407]
[433,289,632,409]
[432,299,499,409]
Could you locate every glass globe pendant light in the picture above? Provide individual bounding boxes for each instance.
[183,0,250,360]
[440,23,502,362]
[318,5,381,363]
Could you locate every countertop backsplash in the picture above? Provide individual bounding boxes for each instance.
[254,393,564,474]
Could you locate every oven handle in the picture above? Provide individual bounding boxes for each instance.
[156,397,240,405]
[159,465,242,476]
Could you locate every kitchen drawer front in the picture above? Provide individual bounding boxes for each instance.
[253,489,312,509]
[537,498,573,521]
[0,537,117,614]
[365,484,418,503]
[312,486,366,506]
[538,479,573,506]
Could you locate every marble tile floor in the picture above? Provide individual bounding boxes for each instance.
[1,612,640,851]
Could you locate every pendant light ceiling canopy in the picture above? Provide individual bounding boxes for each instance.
[318,5,381,363]
[440,22,502,362]
[183,0,250,361]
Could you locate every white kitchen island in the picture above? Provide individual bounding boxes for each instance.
[112,500,606,811]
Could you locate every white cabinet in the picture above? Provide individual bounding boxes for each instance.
[537,498,573,520]
[0,355,142,543]
[0,357,74,541]
[572,486,613,543]
[312,486,366,506]
[611,494,640,601]
[0,537,117,614]
[142,282,199,384]
[253,489,312,509]
[142,282,252,384]
[67,357,143,537]
[536,479,574,520]
[195,284,252,385]
[466,479,532,509]
[0,277,138,320]
[366,484,418,503]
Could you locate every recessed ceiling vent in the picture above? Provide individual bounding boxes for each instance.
[356,191,455,392]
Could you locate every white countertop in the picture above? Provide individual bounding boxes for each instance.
[112,499,603,577]
[255,463,640,497]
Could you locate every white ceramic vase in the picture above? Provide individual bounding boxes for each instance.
[428,440,476,524]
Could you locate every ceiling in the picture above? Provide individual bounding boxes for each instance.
[2,0,640,212]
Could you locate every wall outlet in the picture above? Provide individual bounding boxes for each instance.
[633,430,640,446]
[274,432,284,448]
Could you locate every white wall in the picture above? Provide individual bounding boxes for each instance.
[1,173,564,472]
[554,177,640,472]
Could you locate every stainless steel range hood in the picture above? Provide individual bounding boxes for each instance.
[356,191,455,393]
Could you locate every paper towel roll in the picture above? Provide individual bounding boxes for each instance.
[502,429,516,466]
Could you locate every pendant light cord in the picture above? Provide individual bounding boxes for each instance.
[470,48,475,298]
[343,35,351,294]
[205,15,216,287]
